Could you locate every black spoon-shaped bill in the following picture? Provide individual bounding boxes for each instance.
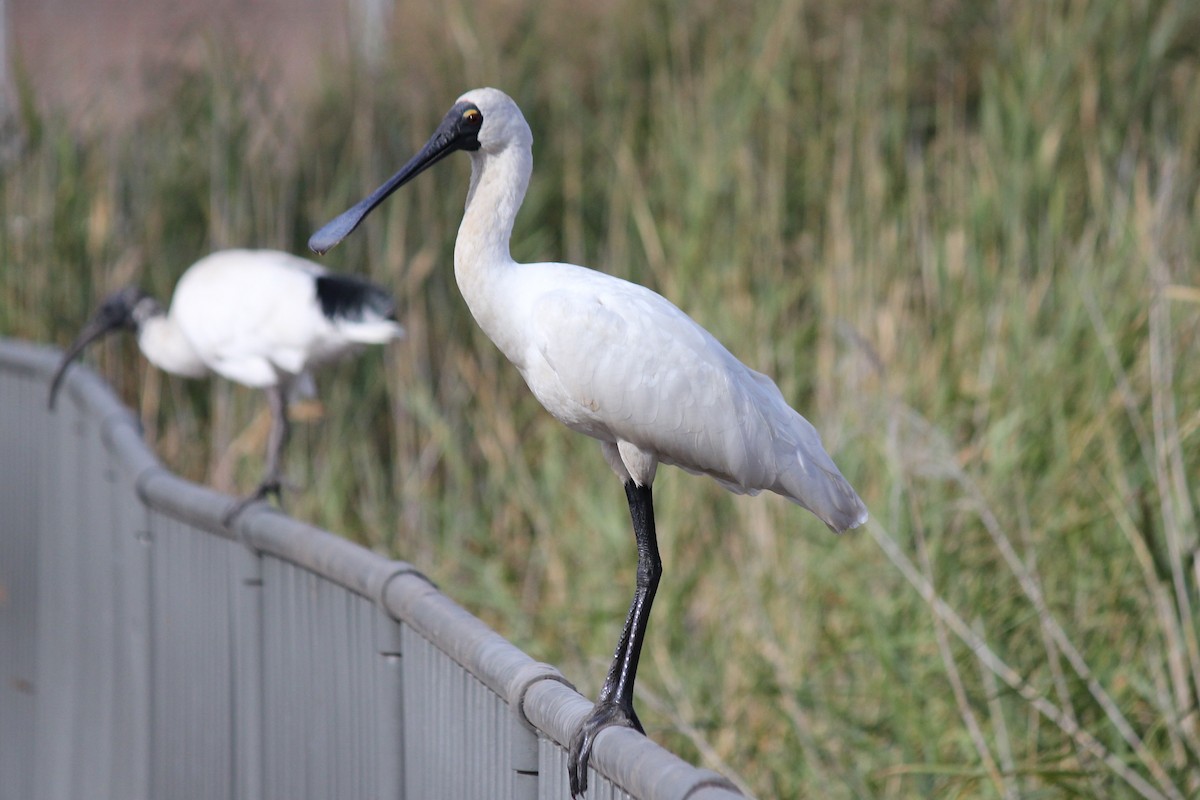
[308,101,482,255]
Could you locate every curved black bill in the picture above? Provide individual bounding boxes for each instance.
[47,316,121,410]
[308,102,479,255]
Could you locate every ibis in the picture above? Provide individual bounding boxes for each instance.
[309,88,867,795]
[49,248,404,522]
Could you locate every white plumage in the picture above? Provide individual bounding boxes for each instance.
[170,249,401,385]
[471,259,867,528]
[309,87,866,795]
[50,248,404,520]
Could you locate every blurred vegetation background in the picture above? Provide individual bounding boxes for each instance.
[3,0,1199,796]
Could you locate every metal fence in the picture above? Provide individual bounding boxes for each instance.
[0,338,742,800]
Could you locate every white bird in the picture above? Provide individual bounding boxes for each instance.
[49,248,404,522]
[309,88,867,796]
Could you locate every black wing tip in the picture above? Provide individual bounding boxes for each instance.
[315,274,395,322]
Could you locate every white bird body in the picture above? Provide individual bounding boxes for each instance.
[170,249,401,388]
[50,247,403,521]
[308,87,866,794]
[448,90,865,530]
[460,257,865,527]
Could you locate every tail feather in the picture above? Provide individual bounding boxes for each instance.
[792,462,868,533]
[772,423,868,533]
[742,371,868,533]
[315,274,398,324]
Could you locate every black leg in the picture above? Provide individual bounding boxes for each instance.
[568,481,661,797]
[220,476,283,526]
[260,383,291,489]
[222,385,290,526]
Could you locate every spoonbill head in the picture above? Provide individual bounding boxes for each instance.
[49,249,405,523]
[311,88,867,795]
[310,88,527,256]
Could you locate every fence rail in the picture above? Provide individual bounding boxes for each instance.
[0,338,742,800]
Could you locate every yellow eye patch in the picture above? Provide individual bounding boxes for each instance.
[463,109,482,125]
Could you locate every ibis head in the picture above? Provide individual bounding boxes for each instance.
[48,286,159,409]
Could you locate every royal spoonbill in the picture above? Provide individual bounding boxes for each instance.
[310,88,868,795]
[49,248,404,523]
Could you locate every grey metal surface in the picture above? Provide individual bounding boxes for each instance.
[0,337,744,800]
[0,355,43,800]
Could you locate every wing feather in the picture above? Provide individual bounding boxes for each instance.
[517,265,865,531]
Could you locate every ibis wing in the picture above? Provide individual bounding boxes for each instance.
[172,250,335,385]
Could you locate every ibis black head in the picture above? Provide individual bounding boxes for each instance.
[48,286,156,409]
[308,98,486,255]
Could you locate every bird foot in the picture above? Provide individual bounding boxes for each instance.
[221,479,284,526]
[568,700,644,797]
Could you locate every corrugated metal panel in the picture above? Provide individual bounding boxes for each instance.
[260,554,395,800]
[34,368,127,800]
[0,338,745,800]
[148,510,239,800]
[0,360,44,800]
[398,625,521,800]
[109,464,153,800]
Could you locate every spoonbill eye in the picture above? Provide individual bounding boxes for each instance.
[463,108,482,126]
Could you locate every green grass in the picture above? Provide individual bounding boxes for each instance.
[4,0,1200,796]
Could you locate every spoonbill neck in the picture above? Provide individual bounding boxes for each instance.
[455,143,532,278]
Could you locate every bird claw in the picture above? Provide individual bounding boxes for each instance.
[567,701,644,797]
[256,478,286,502]
[221,479,284,526]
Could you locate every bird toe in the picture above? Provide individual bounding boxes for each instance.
[567,701,643,796]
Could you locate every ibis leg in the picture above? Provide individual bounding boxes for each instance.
[568,481,661,797]
[260,383,291,492]
[223,385,290,525]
